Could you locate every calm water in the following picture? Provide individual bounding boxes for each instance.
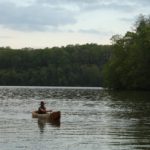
[0,86,150,150]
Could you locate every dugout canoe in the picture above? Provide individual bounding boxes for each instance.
[32,111,61,122]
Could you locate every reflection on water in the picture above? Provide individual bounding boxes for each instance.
[38,119,46,133]
[38,118,60,133]
[0,86,150,150]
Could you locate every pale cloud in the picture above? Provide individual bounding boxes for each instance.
[0,1,76,31]
[35,0,149,12]
[79,29,104,35]
[0,0,149,32]
[0,35,12,39]
[0,0,149,48]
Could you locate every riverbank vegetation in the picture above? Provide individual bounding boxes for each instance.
[103,15,150,90]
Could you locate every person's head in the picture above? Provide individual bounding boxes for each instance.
[40,101,45,106]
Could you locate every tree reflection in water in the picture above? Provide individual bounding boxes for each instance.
[107,91,150,148]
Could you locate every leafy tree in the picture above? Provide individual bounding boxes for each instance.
[103,15,150,90]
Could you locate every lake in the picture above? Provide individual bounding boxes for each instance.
[0,86,150,150]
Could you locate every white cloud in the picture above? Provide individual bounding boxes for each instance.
[0,35,12,39]
[0,0,149,32]
[0,1,76,31]
[0,0,149,48]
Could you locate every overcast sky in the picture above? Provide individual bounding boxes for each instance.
[0,0,149,48]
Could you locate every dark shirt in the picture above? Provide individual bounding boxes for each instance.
[38,105,46,114]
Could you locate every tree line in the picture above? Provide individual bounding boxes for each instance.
[0,44,111,86]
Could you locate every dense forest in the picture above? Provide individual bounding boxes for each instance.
[103,15,150,90]
[0,15,149,90]
[0,44,111,86]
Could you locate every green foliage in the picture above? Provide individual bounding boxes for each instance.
[0,44,112,86]
[103,15,150,90]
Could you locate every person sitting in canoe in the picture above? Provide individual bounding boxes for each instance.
[38,101,46,114]
[37,101,52,114]
[38,101,47,114]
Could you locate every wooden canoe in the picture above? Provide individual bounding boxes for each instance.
[32,111,61,122]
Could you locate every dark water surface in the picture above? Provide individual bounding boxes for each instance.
[0,86,150,150]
